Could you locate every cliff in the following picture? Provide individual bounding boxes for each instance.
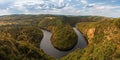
[61,18,120,60]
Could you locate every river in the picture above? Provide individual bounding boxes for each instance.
[40,28,87,58]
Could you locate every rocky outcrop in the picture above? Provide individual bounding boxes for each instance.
[86,28,95,43]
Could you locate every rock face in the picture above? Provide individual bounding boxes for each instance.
[76,23,96,44]
[86,28,95,43]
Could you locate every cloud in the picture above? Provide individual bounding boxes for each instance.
[82,3,120,17]
[85,4,95,8]
[0,0,4,3]
[80,0,88,4]
[84,2,120,10]
[0,0,120,17]
[0,9,11,15]
[11,0,69,11]
[4,0,73,14]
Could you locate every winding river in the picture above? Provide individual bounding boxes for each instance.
[40,28,87,58]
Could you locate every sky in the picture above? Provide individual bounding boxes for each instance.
[0,0,120,17]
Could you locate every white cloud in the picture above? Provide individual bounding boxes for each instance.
[95,5,120,10]
[80,0,88,4]
[0,9,11,15]
[85,3,120,10]
[0,0,120,17]
[11,0,69,10]
[96,6,105,10]
[0,0,4,3]
[81,4,120,17]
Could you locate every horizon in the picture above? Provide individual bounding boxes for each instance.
[0,14,115,18]
[0,0,120,17]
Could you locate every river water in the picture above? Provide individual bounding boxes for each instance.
[40,28,87,58]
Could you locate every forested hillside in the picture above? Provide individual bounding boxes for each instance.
[0,14,119,60]
[0,15,109,27]
[0,26,54,60]
[51,23,77,51]
[61,18,120,60]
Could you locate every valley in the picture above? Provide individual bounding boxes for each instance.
[0,14,119,60]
